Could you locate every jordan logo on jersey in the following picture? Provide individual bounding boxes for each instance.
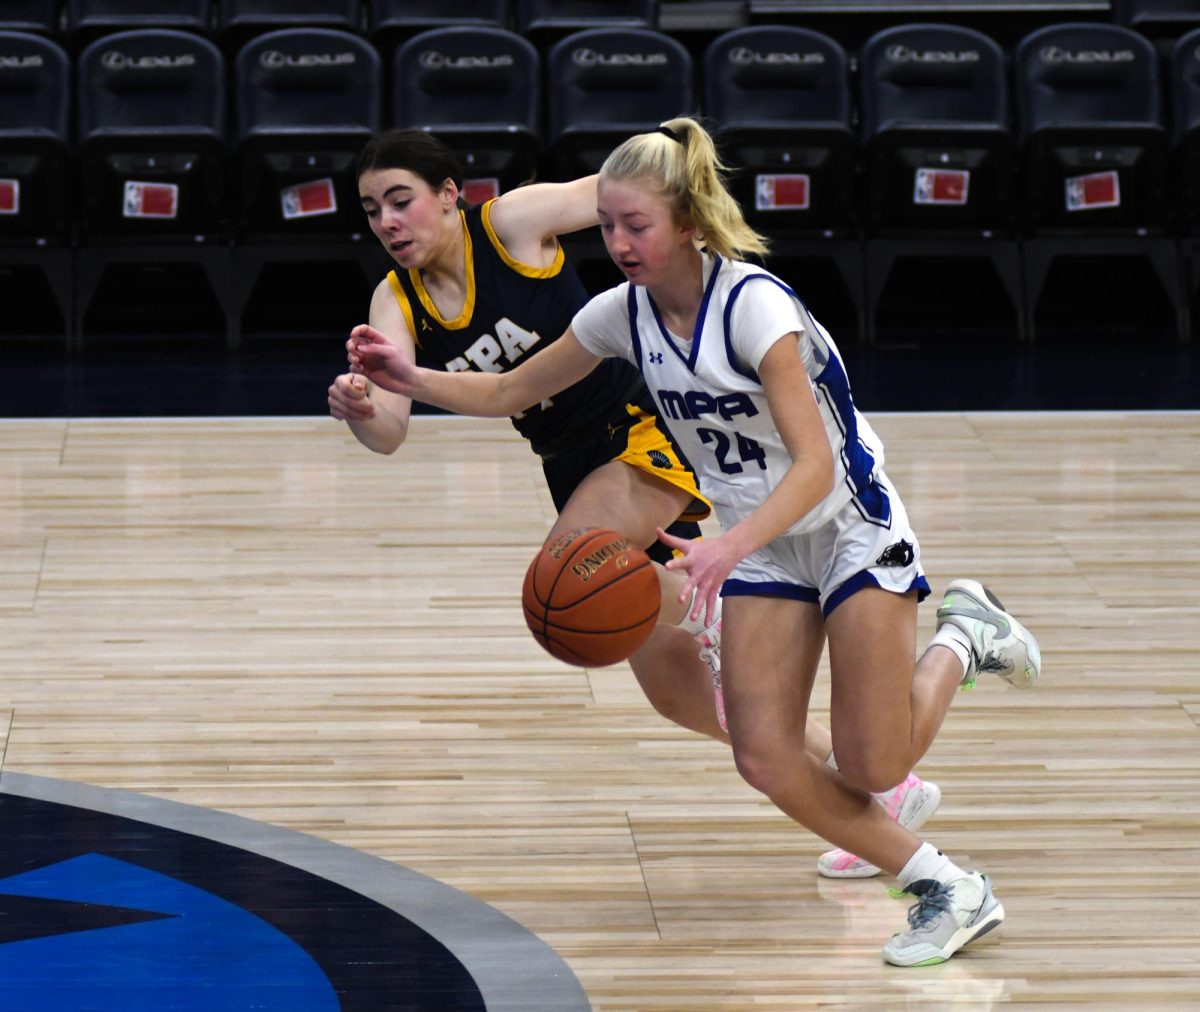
[420,318,432,332]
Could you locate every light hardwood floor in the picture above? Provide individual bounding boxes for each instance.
[2,412,1198,1009]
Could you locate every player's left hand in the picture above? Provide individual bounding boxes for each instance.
[656,527,740,626]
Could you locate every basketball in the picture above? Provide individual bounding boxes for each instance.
[521,528,661,667]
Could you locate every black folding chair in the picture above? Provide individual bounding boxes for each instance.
[391,25,540,196]
[0,29,70,339]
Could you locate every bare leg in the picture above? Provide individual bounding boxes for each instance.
[550,461,834,755]
[720,594,925,876]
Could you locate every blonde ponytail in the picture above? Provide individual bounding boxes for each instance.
[599,117,769,261]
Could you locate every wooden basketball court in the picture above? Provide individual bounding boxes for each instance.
[1,411,1197,1008]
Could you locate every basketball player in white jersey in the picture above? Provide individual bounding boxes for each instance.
[345,117,1042,965]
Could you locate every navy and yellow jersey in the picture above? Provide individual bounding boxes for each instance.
[385,198,644,458]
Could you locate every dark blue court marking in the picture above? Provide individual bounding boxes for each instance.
[0,773,590,1012]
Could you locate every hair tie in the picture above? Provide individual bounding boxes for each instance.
[657,125,683,145]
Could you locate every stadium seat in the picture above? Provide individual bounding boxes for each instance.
[515,0,655,47]
[0,29,69,241]
[860,23,1012,232]
[73,29,232,346]
[65,0,212,52]
[1114,0,1200,42]
[0,29,71,339]
[217,0,360,58]
[1015,22,1184,341]
[704,25,854,231]
[0,0,61,36]
[1171,27,1200,334]
[702,24,865,339]
[233,27,380,237]
[1016,22,1167,231]
[367,0,509,56]
[858,23,1020,343]
[1171,27,1200,230]
[232,28,385,343]
[75,29,227,239]
[543,26,692,181]
[391,26,541,196]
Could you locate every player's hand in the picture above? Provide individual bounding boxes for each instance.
[656,527,740,627]
[328,372,375,421]
[346,324,421,396]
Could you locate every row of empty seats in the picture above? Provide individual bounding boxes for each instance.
[0,0,659,51]
[3,15,1200,346]
[5,20,1200,243]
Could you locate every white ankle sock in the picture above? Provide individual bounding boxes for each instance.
[927,626,973,677]
[898,842,965,889]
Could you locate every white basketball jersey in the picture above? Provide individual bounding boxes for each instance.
[573,254,889,537]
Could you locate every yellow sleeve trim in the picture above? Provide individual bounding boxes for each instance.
[481,197,565,279]
[386,271,420,349]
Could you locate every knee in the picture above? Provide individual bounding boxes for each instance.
[835,749,910,796]
[730,738,811,802]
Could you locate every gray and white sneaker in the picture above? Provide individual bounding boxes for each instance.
[882,872,1005,967]
[937,579,1040,689]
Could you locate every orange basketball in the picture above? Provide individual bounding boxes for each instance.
[521,528,661,667]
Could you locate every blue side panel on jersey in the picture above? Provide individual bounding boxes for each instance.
[0,853,338,1011]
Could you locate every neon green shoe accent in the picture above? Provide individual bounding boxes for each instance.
[887,887,914,900]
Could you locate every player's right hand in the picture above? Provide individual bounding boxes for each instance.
[328,372,375,421]
[347,324,423,397]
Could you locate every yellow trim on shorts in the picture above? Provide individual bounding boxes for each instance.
[386,271,419,349]
[480,198,566,279]
[618,404,712,521]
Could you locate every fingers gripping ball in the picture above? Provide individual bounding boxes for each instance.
[522,528,661,667]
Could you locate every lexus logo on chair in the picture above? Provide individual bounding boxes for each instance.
[259,50,356,69]
[417,51,514,69]
[1039,47,1136,65]
[570,48,668,67]
[0,55,43,69]
[885,45,980,64]
[101,51,197,70]
[727,47,825,66]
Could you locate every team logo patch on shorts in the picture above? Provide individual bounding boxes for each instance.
[648,450,673,469]
[876,540,914,567]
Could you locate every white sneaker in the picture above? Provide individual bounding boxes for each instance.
[937,579,1040,689]
[818,775,942,879]
[697,617,725,732]
[882,871,1005,966]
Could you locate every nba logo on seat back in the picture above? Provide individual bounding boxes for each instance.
[280,178,337,219]
[0,179,18,215]
[914,168,969,205]
[123,181,179,219]
[755,174,809,211]
[1065,170,1120,211]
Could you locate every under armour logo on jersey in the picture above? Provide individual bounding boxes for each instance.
[876,540,914,567]
[647,351,664,364]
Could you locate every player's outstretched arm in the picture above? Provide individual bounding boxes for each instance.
[349,324,602,419]
[329,280,415,454]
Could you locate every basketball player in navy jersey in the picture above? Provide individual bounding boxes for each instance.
[330,129,939,883]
